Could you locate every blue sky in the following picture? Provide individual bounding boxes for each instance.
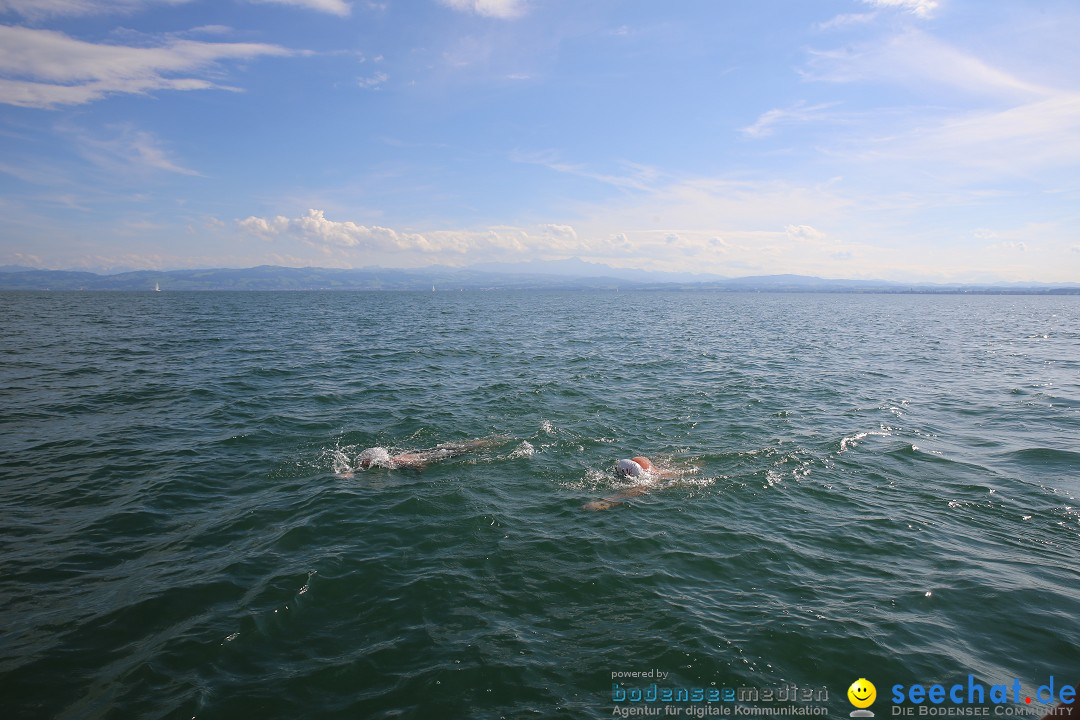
[1,0,1078,281]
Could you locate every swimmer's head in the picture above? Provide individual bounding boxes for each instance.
[357,447,391,469]
[616,458,644,477]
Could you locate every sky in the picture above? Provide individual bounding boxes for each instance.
[1,0,1079,282]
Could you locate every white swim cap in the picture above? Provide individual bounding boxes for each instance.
[616,458,644,477]
[358,447,391,469]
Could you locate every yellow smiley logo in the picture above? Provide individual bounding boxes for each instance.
[848,678,876,708]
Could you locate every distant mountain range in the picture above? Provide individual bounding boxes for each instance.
[0,263,1077,294]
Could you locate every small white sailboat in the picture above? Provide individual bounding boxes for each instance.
[154,282,161,292]
[432,284,435,292]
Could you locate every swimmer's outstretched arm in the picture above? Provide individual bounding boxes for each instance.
[582,485,650,511]
[400,441,486,466]
[390,452,427,469]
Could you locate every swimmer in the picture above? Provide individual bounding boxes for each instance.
[616,456,651,478]
[355,437,499,471]
[616,456,682,480]
[583,455,692,510]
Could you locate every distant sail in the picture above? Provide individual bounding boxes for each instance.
[154,282,161,292]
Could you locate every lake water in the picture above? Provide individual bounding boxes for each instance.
[1,291,1077,719]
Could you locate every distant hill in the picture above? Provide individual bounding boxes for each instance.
[0,265,626,292]
[470,257,729,284]
[0,264,1077,294]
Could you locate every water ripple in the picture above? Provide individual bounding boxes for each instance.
[1,291,1077,718]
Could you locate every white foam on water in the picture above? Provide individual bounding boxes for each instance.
[508,441,535,459]
[839,425,893,453]
[564,468,610,491]
[664,472,716,490]
[331,447,354,475]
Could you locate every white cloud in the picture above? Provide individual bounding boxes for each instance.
[237,207,850,271]
[239,210,424,250]
[576,177,852,235]
[69,125,202,176]
[793,28,1080,185]
[237,209,581,260]
[816,13,877,31]
[785,224,827,242]
[14,252,44,266]
[439,0,526,19]
[741,101,839,138]
[708,237,730,253]
[803,30,1054,100]
[969,222,1072,264]
[0,0,191,19]
[357,71,388,89]
[542,223,576,238]
[511,150,658,191]
[993,241,1027,252]
[521,175,881,275]
[0,159,71,185]
[0,26,293,108]
[186,25,233,36]
[844,92,1080,180]
[247,0,350,16]
[547,173,1074,280]
[860,0,938,19]
[441,34,495,69]
[0,0,349,16]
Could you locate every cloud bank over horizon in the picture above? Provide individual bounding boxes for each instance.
[1,0,1078,283]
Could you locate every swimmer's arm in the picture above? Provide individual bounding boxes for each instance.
[583,485,649,511]
[652,464,699,479]
[391,453,427,469]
